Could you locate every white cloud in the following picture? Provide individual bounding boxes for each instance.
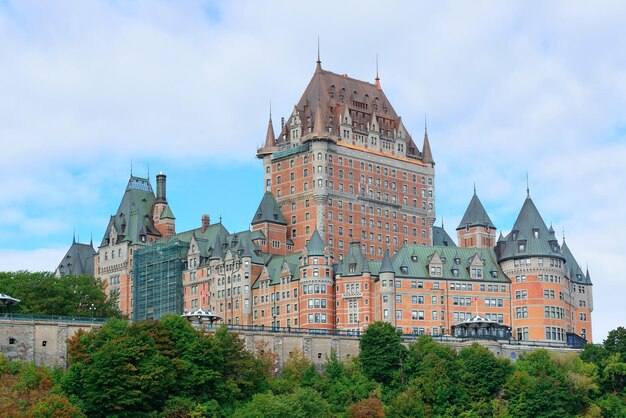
[0,0,624,341]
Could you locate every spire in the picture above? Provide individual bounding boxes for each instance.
[375,54,381,89]
[526,172,530,197]
[380,249,394,273]
[422,116,434,165]
[313,99,324,134]
[264,107,275,148]
[316,37,322,71]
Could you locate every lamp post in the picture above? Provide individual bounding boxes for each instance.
[90,304,96,322]
[272,314,277,331]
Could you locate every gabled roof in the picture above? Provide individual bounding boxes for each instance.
[457,190,495,230]
[498,195,563,261]
[251,253,302,289]
[370,244,507,283]
[305,229,325,256]
[251,192,287,226]
[335,242,370,276]
[101,175,161,247]
[55,240,96,277]
[561,240,592,285]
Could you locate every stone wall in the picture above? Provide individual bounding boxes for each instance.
[0,319,101,367]
[1,319,581,369]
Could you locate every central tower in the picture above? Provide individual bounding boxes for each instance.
[257,59,436,261]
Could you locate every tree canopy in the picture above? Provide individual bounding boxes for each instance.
[2,318,626,416]
[0,271,122,318]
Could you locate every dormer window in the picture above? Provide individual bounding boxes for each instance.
[411,255,417,262]
[441,256,447,263]
[491,270,498,278]
[400,266,408,275]
[348,263,356,273]
[471,268,482,278]
[533,228,539,239]
[452,268,459,277]
[454,257,460,265]
[512,230,518,240]
[519,242,525,252]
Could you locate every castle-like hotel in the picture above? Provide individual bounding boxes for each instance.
[56,59,593,343]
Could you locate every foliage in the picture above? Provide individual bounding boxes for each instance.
[233,387,330,418]
[346,397,385,418]
[61,315,269,417]
[359,321,407,385]
[0,357,83,417]
[0,271,122,318]
[3,323,626,416]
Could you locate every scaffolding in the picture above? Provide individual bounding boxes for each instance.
[133,239,189,321]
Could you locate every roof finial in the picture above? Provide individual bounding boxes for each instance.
[316,36,321,66]
[441,216,444,229]
[562,228,565,241]
[424,114,428,133]
[269,100,272,120]
[147,162,150,180]
[473,182,476,195]
[219,214,222,224]
[73,228,76,244]
[90,231,93,247]
[526,172,530,197]
[130,160,133,176]
[376,54,379,79]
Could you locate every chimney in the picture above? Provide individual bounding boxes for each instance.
[201,214,210,232]
[156,172,166,203]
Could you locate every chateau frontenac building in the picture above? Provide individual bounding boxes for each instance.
[74,59,592,343]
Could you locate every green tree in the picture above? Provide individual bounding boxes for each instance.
[604,327,626,362]
[503,350,571,417]
[0,271,122,318]
[318,353,377,414]
[359,321,406,385]
[233,387,330,418]
[404,336,467,415]
[457,344,512,400]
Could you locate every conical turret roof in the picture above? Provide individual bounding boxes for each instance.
[498,195,563,261]
[305,228,325,256]
[251,192,287,226]
[457,189,495,230]
[422,125,434,165]
[264,115,275,148]
[380,249,394,273]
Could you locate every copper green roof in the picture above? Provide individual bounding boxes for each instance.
[160,204,175,220]
[335,242,370,276]
[305,229,325,256]
[379,249,394,273]
[457,190,495,230]
[432,225,457,247]
[561,240,592,285]
[101,175,160,247]
[251,192,287,225]
[387,244,508,282]
[498,195,563,262]
[251,253,302,289]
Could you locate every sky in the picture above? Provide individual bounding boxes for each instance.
[0,0,624,342]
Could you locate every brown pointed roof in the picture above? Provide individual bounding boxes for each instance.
[279,64,424,159]
[422,126,434,165]
[264,116,275,148]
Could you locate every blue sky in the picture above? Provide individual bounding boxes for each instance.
[1,0,625,342]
